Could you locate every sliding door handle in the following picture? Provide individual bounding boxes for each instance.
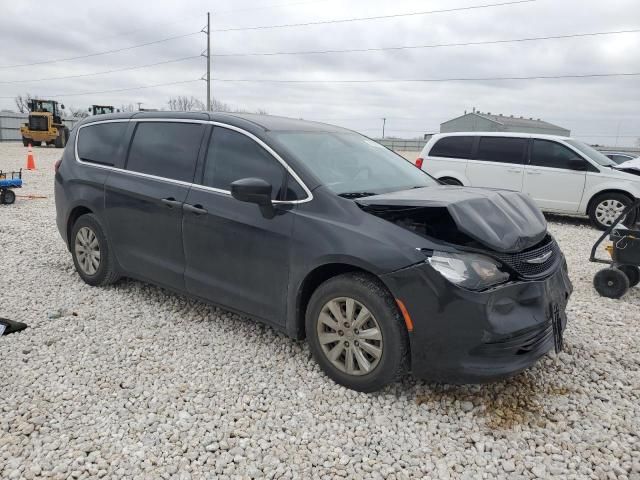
[184,203,208,215]
[161,197,182,208]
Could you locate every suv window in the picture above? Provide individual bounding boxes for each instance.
[429,136,474,159]
[531,140,583,169]
[126,122,204,182]
[203,127,287,200]
[77,122,128,166]
[476,137,527,164]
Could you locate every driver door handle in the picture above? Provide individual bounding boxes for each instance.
[161,197,182,208]
[184,203,208,215]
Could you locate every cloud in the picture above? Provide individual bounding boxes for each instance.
[1,0,639,145]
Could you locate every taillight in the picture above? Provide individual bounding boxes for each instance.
[54,157,62,173]
[415,158,424,169]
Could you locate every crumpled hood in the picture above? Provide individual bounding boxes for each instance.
[356,186,547,253]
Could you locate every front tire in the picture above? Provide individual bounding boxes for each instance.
[70,214,119,286]
[594,268,629,299]
[589,193,636,230]
[305,273,409,392]
[1,189,16,205]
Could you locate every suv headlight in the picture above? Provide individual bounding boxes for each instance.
[426,251,509,290]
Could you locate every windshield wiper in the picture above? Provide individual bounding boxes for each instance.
[338,191,378,199]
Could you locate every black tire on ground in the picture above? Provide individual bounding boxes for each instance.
[1,189,16,205]
[22,137,30,147]
[619,265,640,288]
[32,141,42,147]
[593,268,629,299]
[439,177,463,186]
[305,272,410,392]
[70,214,120,286]
[54,128,66,148]
[588,192,637,230]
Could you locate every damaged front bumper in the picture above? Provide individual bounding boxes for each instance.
[381,258,573,383]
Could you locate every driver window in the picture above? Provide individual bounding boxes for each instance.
[530,140,584,170]
[203,127,286,200]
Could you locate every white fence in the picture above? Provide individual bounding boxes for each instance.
[0,112,79,141]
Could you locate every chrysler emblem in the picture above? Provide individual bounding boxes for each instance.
[525,251,553,264]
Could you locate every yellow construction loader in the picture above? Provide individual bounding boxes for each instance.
[20,99,70,148]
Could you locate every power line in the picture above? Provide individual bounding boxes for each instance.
[212,28,640,57]
[0,56,202,84]
[211,72,640,83]
[0,79,201,99]
[212,0,536,32]
[0,31,201,69]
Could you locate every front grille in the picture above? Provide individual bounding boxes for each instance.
[492,235,560,279]
[28,116,48,131]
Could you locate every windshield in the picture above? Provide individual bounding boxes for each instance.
[271,131,438,196]
[565,139,617,167]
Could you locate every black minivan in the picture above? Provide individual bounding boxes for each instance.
[55,112,572,392]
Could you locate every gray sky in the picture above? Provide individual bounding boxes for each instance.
[1,0,639,145]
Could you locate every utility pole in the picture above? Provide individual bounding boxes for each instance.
[206,12,211,111]
[382,117,386,139]
[137,102,143,111]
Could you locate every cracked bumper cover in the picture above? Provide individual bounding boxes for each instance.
[381,258,573,383]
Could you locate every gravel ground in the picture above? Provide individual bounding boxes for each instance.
[1,142,639,480]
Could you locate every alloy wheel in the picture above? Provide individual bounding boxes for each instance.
[74,226,101,275]
[316,297,383,376]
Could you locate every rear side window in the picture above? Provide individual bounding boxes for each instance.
[530,140,580,169]
[126,122,204,182]
[203,127,286,200]
[77,122,127,166]
[429,136,474,159]
[476,137,527,164]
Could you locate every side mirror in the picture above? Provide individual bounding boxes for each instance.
[568,159,587,171]
[60,104,65,110]
[231,178,272,206]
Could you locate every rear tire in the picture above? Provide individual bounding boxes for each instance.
[54,128,67,148]
[70,214,119,286]
[619,265,640,288]
[305,272,409,392]
[594,268,629,298]
[588,193,637,230]
[1,189,16,205]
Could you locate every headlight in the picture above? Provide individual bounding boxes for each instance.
[426,251,509,290]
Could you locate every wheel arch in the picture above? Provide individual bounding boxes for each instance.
[294,263,399,340]
[586,189,635,215]
[66,205,93,249]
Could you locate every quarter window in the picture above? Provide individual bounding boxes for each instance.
[531,140,582,169]
[77,122,128,166]
[203,127,286,200]
[429,136,474,159]
[476,137,527,164]
[126,122,204,182]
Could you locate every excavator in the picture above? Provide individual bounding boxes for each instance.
[20,99,69,148]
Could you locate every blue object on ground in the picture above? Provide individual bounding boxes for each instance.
[0,178,22,188]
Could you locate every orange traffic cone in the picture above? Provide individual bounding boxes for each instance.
[26,143,36,170]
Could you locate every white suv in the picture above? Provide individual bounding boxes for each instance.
[416,132,640,229]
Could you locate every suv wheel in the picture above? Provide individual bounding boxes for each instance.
[70,214,119,286]
[305,273,409,392]
[589,193,636,230]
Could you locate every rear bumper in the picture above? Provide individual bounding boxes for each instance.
[381,258,572,383]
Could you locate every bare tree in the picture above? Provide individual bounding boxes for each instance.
[68,107,89,119]
[167,96,206,111]
[14,93,35,113]
[120,103,136,112]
